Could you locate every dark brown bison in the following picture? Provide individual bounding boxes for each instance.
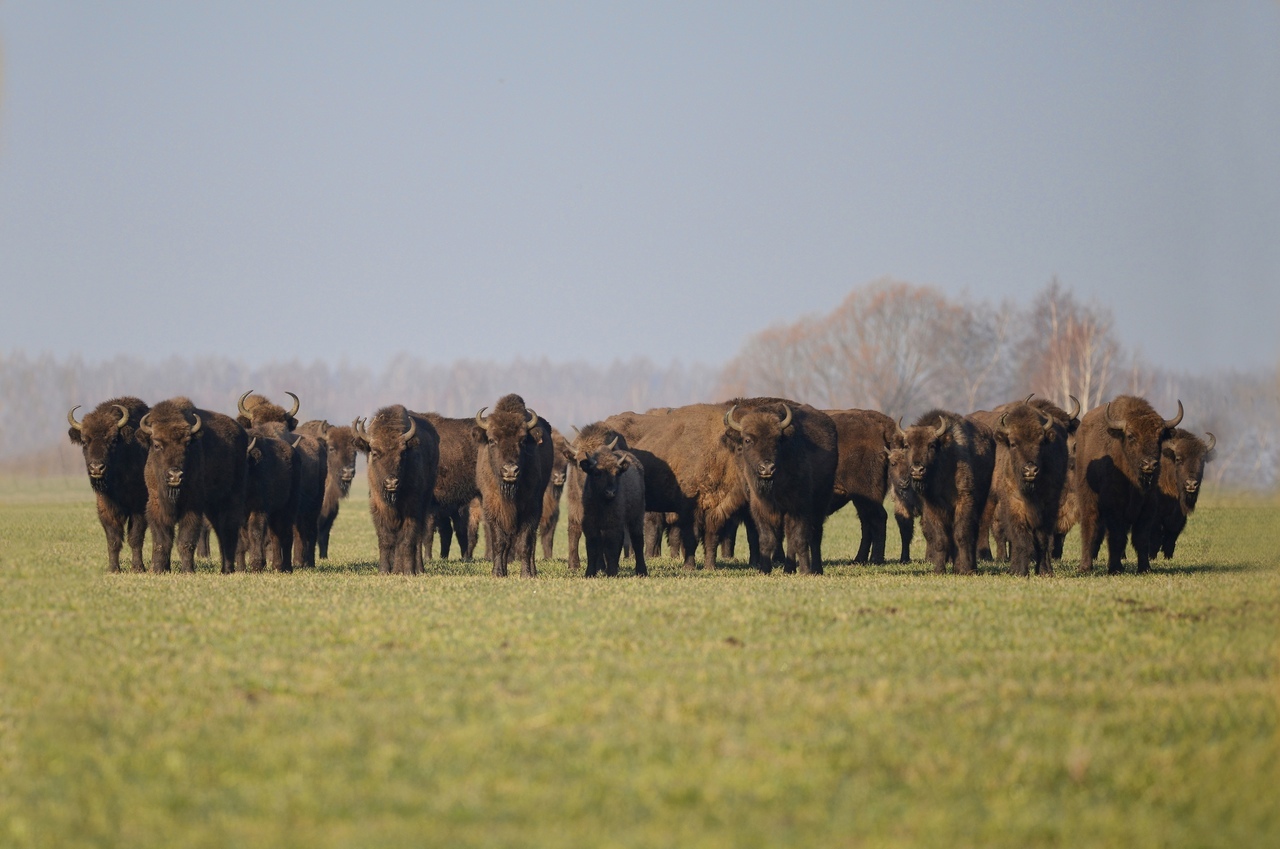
[886,447,919,563]
[1148,429,1215,561]
[473,394,554,577]
[295,420,360,559]
[894,410,996,575]
[353,406,440,574]
[1075,395,1184,574]
[237,432,301,572]
[563,428,647,577]
[824,408,910,564]
[67,397,151,572]
[237,392,327,569]
[722,399,838,575]
[538,429,570,558]
[562,423,627,572]
[138,397,248,573]
[419,413,482,561]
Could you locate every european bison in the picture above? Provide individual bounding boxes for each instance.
[138,397,248,573]
[824,408,908,564]
[538,429,570,558]
[296,420,361,559]
[886,447,919,563]
[236,392,327,568]
[1149,429,1215,561]
[238,432,301,572]
[353,406,440,574]
[1075,395,1184,574]
[894,410,995,575]
[473,394,554,577]
[420,413,482,561]
[67,397,151,572]
[563,428,647,577]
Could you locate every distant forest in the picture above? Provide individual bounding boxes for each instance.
[5,280,1276,489]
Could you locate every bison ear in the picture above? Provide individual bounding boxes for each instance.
[286,416,298,432]
[1162,445,1177,461]
[1045,428,1057,443]
[406,436,420,449]
[721,428,743,449]
[993,427,1009,446]
[471,425,489,445]
[352,434,370,454]
[67,427,84,446]
[248,446,262,464]
[615,453,630,471]
[531,429,545,445]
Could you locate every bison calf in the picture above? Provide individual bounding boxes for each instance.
[564,430,647,577]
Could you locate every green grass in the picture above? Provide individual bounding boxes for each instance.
[1,476,1277,848]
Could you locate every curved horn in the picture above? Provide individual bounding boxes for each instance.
[606,436,619,451]
[932,416,948,440]
[285,392,300,419]
[400,414,417,444]
[1204,432,1216,452]
[1066,395,1082,422]
[112,404,130,429]
[67,406,83,432]
[896,417,907,441]
[1164,400,1184,430]
[1024,393,1035,404]
[1040,410,1054,434]
[999,412,1009,431]
[238,390,253,418]
[525,408,539,432]
[352,416,367,438]
[139,412,152,436]
[189,413,202,436]
[572,425,582,437]
[246,436,258,456]
[474,407,489,432]
[724,405,743,432]
[778,403,792,430]
[1104,402,1126,431]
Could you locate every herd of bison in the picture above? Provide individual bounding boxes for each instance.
[65,389,1214,578]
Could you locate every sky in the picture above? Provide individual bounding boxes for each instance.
[1,1,1277,374]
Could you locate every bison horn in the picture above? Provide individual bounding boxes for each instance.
[285,392,300,418]
[1066,395,1082,422]
[67,406,83,432]
[572,425,582,437]
[724,405,744,432]
[139,412,152,436]
[778,404,792,431]
[525,408,539,432]
[238,390,253,418]
[1024,393,1035,404]
[246,436,258,456]
[1164,400,1184,430]
[1104,402,1127,431]
[999,412,1009,431]
[1039,411,1054,434]
[896,417,907,441]
[400,415,417,444]
[113,404,130,429]
[475,408,490,432]
[606,436,619,451]
[932,417,948,440]
[189,413,202,436]
[1204,432,1216,452]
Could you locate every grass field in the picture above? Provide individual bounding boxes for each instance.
[1,476,1277,848]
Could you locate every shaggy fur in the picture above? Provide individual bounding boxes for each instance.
[472,394,554,578]
[1148,428,1215,561]
[67,396,151,572]
[353,405,439,575]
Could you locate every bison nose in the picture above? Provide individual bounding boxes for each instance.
[1185,480,1200,493]
[384,476,399,491]
[166,469,184,486]
[341,466,356,482]
[910,465,926,480]
[1023,463,1039,481]
[501,463,520,483]
[757,462,776,479]
[88,462,106,478]
[1140,459,1159,476]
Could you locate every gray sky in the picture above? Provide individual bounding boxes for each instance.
[2,2,1277,373]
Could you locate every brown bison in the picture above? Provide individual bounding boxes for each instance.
[353,406,440,574]
[1148,429,1215,561]
[1075,395,1184,574]
[886,447,920,563]
[562,423,627,571]
[473,394,554,577]
[67,397,151,572]
[722,399,838,575]
[296,420,360,559]
[237,432,301,572]
[563,428,648,577]
[237,392,327,568]
[419,413,482,561]
[538,429,570,558]
[824,408,909,565]
[138,397,248,573]
[894,410,996,574]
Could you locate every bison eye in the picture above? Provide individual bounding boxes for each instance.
[370,450,381,459]
[744,436,753,445]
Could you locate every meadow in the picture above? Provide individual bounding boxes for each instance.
[1,476,1276,848]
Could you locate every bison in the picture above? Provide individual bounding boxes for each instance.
[1075,395,1184,574]
[1148,429,1215,561]
[138,397,248,573]
[894,410,995,574]
[824,408,910,565]
[296,420,360,559]
[886,447,920,563]
[473,394,554,577]
[237,392,327,568]
[67,397,151,572]
[419,413,482,561]
[538,428,570,558]
[563,429,647,577]
[353,406,440,574]
[237,432,301,572]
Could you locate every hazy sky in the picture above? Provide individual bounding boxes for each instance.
[2,2,1277,374]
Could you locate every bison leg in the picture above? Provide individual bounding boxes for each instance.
[126,511,147,573]
[603,529,625,577]
[518,520,539,579]
[643,513,663,558]
[896,511,914,564]
[269,509,294,573]
[96,496,127,573]
[566,517,583,572]
[176,511,205,573]
[858,498,888,564]
[438,513,454,559]
[630,514,648,577]
[196,520,211,559]
[1103,515,1128,574]
[977,495,996,562]
[921,508,950,574]
[317,507,337,560]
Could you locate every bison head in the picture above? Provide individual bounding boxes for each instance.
[896,412,951,492]
[354,408,419,505]
[138,400,203,502]
[568,435,631,502]
[1104,397,1183,490]
[474,395,544,501]
[325,424,360,496]
[722,402,793,495]
[995,403,1060,492]
[1161,429,1215,511]
[236,390,300,432]
[67,403,134,492]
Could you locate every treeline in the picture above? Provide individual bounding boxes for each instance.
[5,279,1277,488]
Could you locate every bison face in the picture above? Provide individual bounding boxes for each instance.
[997,406,1058,492]
[361,417,419,506]
[722,404,792,495]
[1105,399,1184,491]
[887,447,920,512]
[326,426,360,496]
[1162,431,1215,511]
[582,451,631,503]
[140,410,203,502]
[68,404,132,492]
[475,405,542,501]
[899,417,950,492]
